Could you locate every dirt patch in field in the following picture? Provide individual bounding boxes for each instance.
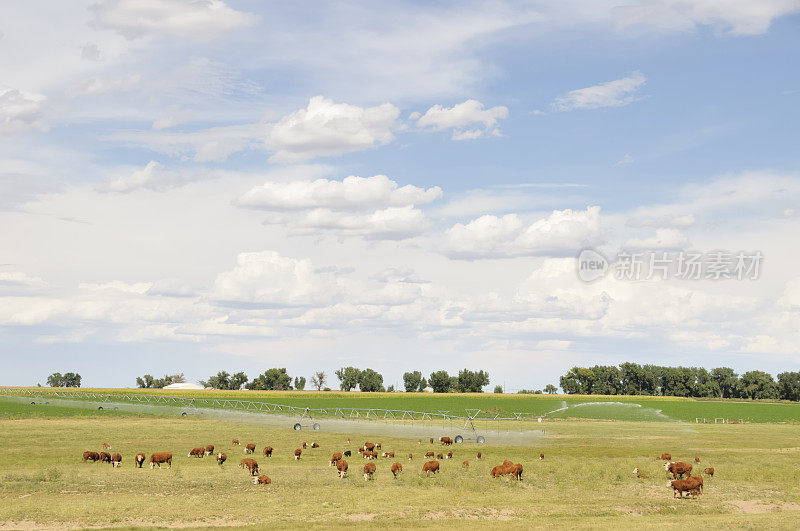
[425,508,516,520]
[727,500,800,514]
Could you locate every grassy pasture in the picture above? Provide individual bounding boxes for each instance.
[8,387,800,423]
[1,397,800,529]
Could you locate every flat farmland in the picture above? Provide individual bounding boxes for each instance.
[1,397,800,529]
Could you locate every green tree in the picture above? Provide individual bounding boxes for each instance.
[777,371,800,401]
[493,385,503,393]
[589,365,621,395]
[387,384,395,392]
[418,377,428,392]
[455,369,490,392]
[201,371,244,390]
[711,367,739,398]
[428,370,451,393]
[544,384,557,394]
[358,368,383,392]
[310,371,326,391]
[136,374,155,388]
[46,373,63,387]
[246,368,292,390]
[294,376,306,391]
[335,367,361,391]
[151,374,185,388]
[230,372,248,390]
[403,371,422,393]
[739,370,778,399]
[559,367,595,394]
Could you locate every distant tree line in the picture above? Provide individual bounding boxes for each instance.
[404,369,489,393]
[46,372,81,387]
[559,363,800,401]
[135,373,186,388]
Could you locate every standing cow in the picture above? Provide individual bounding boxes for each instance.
[204,444,214,457]
[391,462,403,478]
[245,443,256,454]
[239,458,259,476]
[216,452,227,466]
[337,459,348,478]
[422,460,440,477]
[294,448,302,460]
[135,453,146,468]
[263,446,273,457]
[149,452,172,469]
[363,462,376,481]
[664,461,693,480]
[111,453,122,468]
[83,451,100,462]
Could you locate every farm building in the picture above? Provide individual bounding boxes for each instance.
[162,382,205,390]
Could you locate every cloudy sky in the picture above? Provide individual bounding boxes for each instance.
[1,0,799,389]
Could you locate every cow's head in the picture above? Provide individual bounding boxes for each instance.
[632,468,639,476]
[663,462,671,471]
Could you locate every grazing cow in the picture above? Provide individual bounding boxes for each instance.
[376,443,382,450]
[263,447,273,457]
[659,452,671,461]
[462,460,469,468]
[491,461,522,480]
[418,439,422,444]
[111,453,122,468]
[216,452,227,466]
[294,448,302,460]
[347,437,350,443]
[425,451,435,458]
[391,462,403,478]
[302,442,307,449]
[633,467,648,478]
[476,452,482,460]
[363,462,376,481]
[436,453,444,460]
[239,458,259,476]
[382,451,395,458]
[102,443,111,450]
[695,457,701,463]
[513,463,523,480]
[344,450,351,457]
[664,461,693,480]
[99,452,112,463]
[232,439,240,445]
[408,453,413,460]
[422,460,440,477]
[337,459,348,478]
[330,452,343,466]
[440,436,453,446]
[188,447,205,458]
[539,453,544,460]
[364,442,375,451]
[149,452,172,469]
[429,438,434,444]
[311,442,320,448]
[446,451,452,459]
[671,476,703,498]
[371,451,379,460]
[83,451,100,462]
[703,467,715,477]
[245,443,256,454]
[253,475,271,485]
[135,453,146,468]
[205,444,214,456]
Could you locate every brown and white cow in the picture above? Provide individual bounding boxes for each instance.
[244,443,256,454]
[149,452,172,469]
[703,467,715,477]
[217,452,227,465]
[232,439,240,446]
[102,443,111,450]
[135,453,146,468]
[239,458,259,476]
[440,436,453,446]
[462,460,469,468]
[422,460,440,476]
[204,444,214,456]
[391,462,403,478]
[83,451,100,462]
[671,475,702,498]
[330,452,343,466]
[263,446,273,457]
[659,452,672,461]
[376,443,382,450]
[425,451,435,458]
[337,459,348,478]
[188,447,205,458]
[664,461,693,480]
[446,451,453,459]
[302,441,307,449]
[253,475,271,485]
[436,453,444,460]
[311,442,320,448]
[633,467,648,478]
[364,442,375,452]
[382,451,395,458]
[363,462,376,481]
[429,438,434,444]
[408,453,413,460]
[695,456,701,463]
[294,448,302,460]
[99,452,112,463]
[476,452,482,460]
[539,453,544,460]
[111,453,122,467]
[491,461,522,480]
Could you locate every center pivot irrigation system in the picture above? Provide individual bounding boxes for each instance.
[0,388,546,443]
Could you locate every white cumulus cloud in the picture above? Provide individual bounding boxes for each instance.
[554,72,646,111]
[266,96,400,162]
[415,99,509,140]
[0,86,48,135]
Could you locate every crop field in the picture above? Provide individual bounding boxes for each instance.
[2,395,800,529]
[6,387,800,423]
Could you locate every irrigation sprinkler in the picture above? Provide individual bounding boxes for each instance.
[454,409,486,444]
[292,408,321,431]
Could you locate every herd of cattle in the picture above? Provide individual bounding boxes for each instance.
[82,438,713,497]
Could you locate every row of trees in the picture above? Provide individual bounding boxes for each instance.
[46,372,81,387]
[403,369,490,393]
[135,373,186,389]
[559,363,800,401]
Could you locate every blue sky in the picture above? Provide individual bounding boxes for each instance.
[1,1,799,390]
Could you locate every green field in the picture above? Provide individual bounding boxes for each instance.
[2,395,800,529]
[6,387,800,423]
